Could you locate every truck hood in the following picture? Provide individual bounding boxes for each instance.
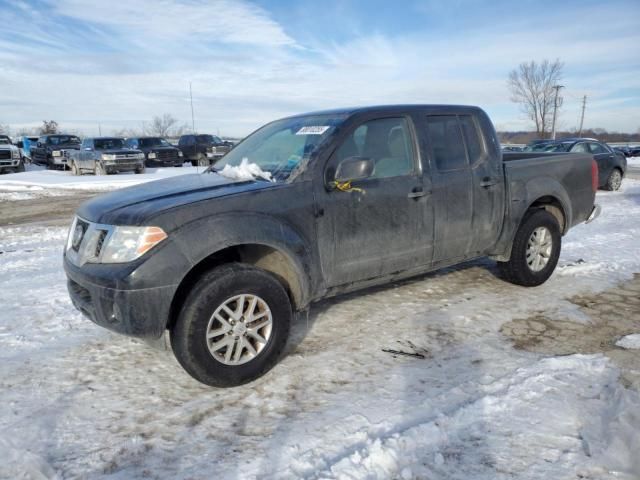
[99,148,142,155]
[77,172,272,226]
[0,144,18,152]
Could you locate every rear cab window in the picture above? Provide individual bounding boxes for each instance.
[425,115,468,171]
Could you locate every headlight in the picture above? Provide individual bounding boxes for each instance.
[100,226,167,263]
[52,150,61,157]
[178,150,183,157]
[12,150,20,159]
[136,153,145,159]
[211,146,217,153]
[148,152,157,159]
[101,154,116,161]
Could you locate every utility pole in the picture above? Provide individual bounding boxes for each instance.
[551,84,564,140]
[189,82,196,134]
[578,95,587,136]
[98,123,102,136]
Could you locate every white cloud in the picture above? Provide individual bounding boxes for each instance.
[0,1,638,136]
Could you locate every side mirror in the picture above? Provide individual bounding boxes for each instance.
[334,156,374,183]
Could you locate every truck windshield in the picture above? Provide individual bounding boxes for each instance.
[212,114,346,182]
[95,138,126,149]
[49,136,80,145]
[139,138,171,148]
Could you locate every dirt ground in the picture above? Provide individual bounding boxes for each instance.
[501,274,640,388]
[0,191,98,226]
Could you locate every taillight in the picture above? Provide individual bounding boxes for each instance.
[591,160,598,192]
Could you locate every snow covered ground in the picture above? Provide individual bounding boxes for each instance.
[0,164,203,201]
[0,181,639,479]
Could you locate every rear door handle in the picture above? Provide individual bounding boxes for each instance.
[480,177,499,188]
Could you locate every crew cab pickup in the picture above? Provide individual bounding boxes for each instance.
[31,134,81,169]
[0,135,25,173]
[64,105,600,387]
[124,137,183,167]
[178,134,233,166]
[68,137,146,175]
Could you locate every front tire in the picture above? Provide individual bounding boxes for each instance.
[196,153,209,167]
[605,168,622,191]
[498,209,561,287]
[170,263,291,387]
[71,161,80,176]
[95,162,107,175]
[135,165,146,174]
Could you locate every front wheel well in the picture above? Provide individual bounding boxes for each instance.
[167,244,303,331]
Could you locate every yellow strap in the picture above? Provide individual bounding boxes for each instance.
[331,180,365,193]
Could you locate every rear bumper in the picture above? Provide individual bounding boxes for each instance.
[585,204,601,224]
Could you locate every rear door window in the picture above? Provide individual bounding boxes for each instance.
[458,115,483,164]
[425,115,467,171]
[570,143,588,153]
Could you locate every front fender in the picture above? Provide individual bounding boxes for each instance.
[171,212,318,307]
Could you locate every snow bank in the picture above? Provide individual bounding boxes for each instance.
[616,334,640,350]
[0,164,201,198]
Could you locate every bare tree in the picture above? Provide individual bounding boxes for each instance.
[0,123,10,135]
[508,59,564,138]
[144,114,179,137]
[40,120,59,134]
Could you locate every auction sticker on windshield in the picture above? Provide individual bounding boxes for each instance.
[296,126,330,135]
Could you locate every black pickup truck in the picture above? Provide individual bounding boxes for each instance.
[31,134,81,169]
[178,134,233,166]
[124,137,183,167]
[64,105,600,387]
[68,137,146,175]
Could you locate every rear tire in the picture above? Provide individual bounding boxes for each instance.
[498,209,561,287]
[605,168,622,191]
[170,263,291,387]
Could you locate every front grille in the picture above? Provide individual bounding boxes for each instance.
[0,151,11,160]
[114,154,140,160]
[155,150,179,160]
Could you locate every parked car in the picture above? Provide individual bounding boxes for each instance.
[68,137,146,175]
[178,134,233,166]
[30,134,81,169]
[124,137,183,167]
[630,146,640,157]
[64,104,600,387]
[0,135,25,173]
[613,146,632,157]
[538,138,626,190]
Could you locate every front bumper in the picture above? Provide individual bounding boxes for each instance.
[585,204,601,224]
[103,160,143,172]
[65,257,177,339]
[0,159,20,169]
[146,158,183,167]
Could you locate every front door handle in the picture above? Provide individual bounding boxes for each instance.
[480,177,499,188]
[408,187,428,199]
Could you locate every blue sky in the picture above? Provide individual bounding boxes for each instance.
[0,0,639,136]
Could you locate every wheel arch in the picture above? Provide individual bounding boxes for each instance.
[167,242,309,331]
